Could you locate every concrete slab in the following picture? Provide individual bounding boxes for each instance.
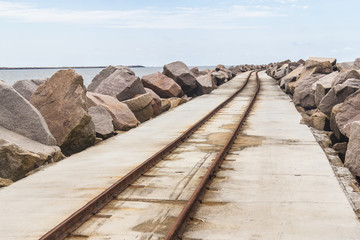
[183,71,360,240]
[66,73,259,239]
[0,72,252,239]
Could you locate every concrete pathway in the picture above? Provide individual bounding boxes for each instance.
[183,71,360,240]
[0,72,251,239]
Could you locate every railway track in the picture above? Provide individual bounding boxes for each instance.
[40,71,260,240]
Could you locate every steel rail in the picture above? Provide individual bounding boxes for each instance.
[164,71,261,240]
[40,71,254,240]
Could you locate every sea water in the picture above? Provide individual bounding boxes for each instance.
[0,66,214,87]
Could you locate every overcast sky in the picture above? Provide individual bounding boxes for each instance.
[0,0,358,67]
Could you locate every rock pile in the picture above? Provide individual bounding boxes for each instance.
[1,61,240,187]
[0,81,63,183]
[267,57,360,179]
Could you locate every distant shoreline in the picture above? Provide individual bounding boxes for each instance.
[0,65,145,70]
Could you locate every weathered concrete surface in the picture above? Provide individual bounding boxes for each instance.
[183,71,360,240]
[67,73,258,239]
[0,72,252,239]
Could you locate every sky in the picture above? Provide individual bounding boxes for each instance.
[0,0,359,67]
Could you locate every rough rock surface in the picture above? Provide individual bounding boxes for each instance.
[87,92,138,131]
[30,69,96,156]
[161,99,171,113]
[332,70,360,86]
[88,106,114,139]
[345,121,360,177]
[313,72,338,106]
[0,126,63,181]
[12,79,45,100]
[288,61,332,95]
[145,88,162,117]
[330,103,345,141]
[333,142,347,161]
[88,65,146,101]
[293,75,323,109]
[303,111,328,131]
[319,78,360,116]
[169,97,187,109]
[274,64,289,80]
[196,73,216,95]
[307,57,337,66]
[123,93,153,123]
[337,62,355,71]
[0,81,56,146]
[163,61,197,96]
[141,72,182,98]
[0,177,13,187]
[280,65,303,89]
[190,67,200,77]
[334,89,360,138]
[211,71,228,85]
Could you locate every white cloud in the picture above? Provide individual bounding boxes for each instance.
[0,1,285,29]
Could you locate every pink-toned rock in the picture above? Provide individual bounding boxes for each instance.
[334,89,360,138]
[123,93,153,123]
[87,65,146,101]
[30,69,95,156]
[288,60,333,95]
[141,72,182,98]
[345,121,360,177]
[196,73,216,95]
[145,88,162,117]
[163,61,197,96]
[87,92,139,131]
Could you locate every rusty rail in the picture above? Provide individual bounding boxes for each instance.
[164,71,260,240]
[40,71,254,240]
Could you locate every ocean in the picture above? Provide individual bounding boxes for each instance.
[0,66,214,87]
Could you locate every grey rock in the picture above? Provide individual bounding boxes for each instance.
[345,121,360,177]
[318,79,360,116]
[88,65,146,101]
[87,92,139,131]
[332,70,360,86]
[163,61,197,96]
[333,142,347,161]
[190,67,200,77]
[293,75,324,109]
[288,60,332,95]
[211,71,228,85]
[228,66,238,77]
[0,126,63,181]
[145,88,162,117]
[0,81,56,146]
[280,65,303,89]
[123,93,153,123]
[12,79,45,100]
[336,62,355,71]
[334,89,360,138]
[30,69,95,156]
[274,64,289,80]
[330,103,345,141]
[354,58,360,69]
[313,72,338,106]
[88,106,114,139]
[196,73,216,95]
